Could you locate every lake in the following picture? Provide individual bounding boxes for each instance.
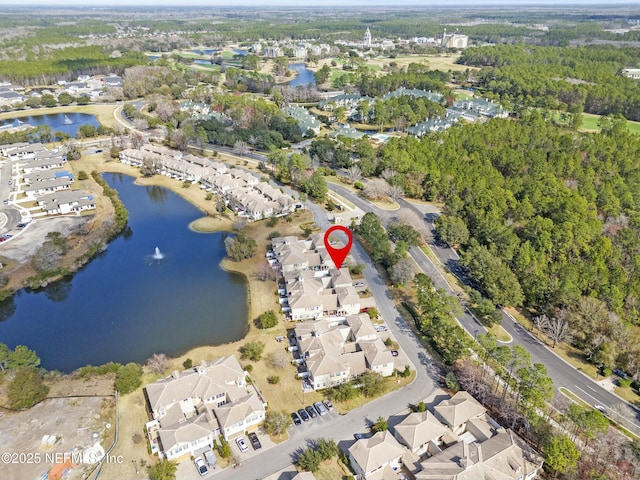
[0,112,99,138]
[0,173,248,372]
[288,63,316,88]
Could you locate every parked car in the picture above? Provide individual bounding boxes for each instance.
[314,401,328,416]
[305,405,318,418]
[322,399,333,411]
[194,456,208,476]
[298,408,310,422]
[594,405,607,415]
[235,436,249,453]
[291,411,302,425]
[354,433,365,440]
[203,450,217,468]
[614,368,628,379]
[248,432,262,450]
[391,350,399,357]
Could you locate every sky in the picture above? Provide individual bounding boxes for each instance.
[2,0,640,5]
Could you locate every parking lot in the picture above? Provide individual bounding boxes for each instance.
[288,401,341,439]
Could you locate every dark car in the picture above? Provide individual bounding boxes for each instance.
[247,432,262,450]
[291,411,302,425]
[305,405,318,418]
[298,408,310,422]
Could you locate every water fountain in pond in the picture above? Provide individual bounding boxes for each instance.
[63,115,73,125]
[152,247,164,260]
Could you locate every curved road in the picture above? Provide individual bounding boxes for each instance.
[326,181,640,437]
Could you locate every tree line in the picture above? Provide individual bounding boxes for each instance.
[375,111,640,379]
[458,44,640,121]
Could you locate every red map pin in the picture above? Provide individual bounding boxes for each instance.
[324,225,353,270]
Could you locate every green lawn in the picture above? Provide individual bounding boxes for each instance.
[548,110,640,135]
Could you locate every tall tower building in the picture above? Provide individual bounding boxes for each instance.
[364,27,372,47]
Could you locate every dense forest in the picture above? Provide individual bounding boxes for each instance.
[377,112,640,377]
[458,44,640,121]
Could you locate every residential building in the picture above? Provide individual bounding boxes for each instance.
[342,392,542,480]
[37,190,96,215]
[621,68,640,79]
[119,145,293,220]
[452,98,508,118]
[348,431,405,480]
[393,411,449,456]
[293,314,395,390]
[144,356,266,461]
[24,177,72,198]
[441,31,469,49]
[281,105,321,136]
[433,391,487,435]
[263,46,282,58]
[292,473,316,480]
[415,430,542,480]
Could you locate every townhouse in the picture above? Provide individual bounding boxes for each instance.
[293,314,395,390]
[144,356,266,461]
[346,391,542,480]
[119,144,294,220]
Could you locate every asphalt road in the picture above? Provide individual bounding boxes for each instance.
[327,182,640,436]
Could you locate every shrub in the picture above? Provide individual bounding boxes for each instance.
[267,216,279,227]
[267,231,282,240]
[264,410,292,436]
[243,364,253,372]
[330,382,359,402]
[8,367,49,409]
[354,181,364,190]
[258,310,278,329]
[619,377,633,388]
[182,358,193,369]
[77,170,88,181]
[349,263,364,275]
[445,371,460,392]
[267,375,280,384]
[298,447,322,472]
[148,459,177,480]
[217,435,231,458]
[366,307,379,319]
[383,337,393,347]
[115,363,143,395]
[240,341,265,361]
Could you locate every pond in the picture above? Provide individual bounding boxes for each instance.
[191,48,219,55]
[287,63,316,88]
[0,173,248,372]
[0,112,99,138]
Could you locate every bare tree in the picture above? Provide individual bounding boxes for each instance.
[545,311,571,349]
[386,184,405,202]
[362,178,388,200]
[130,132,145,150]
[233,140,248,157]
[146,353,170,375]
[133,118,149,131]
[345,165,362,184]
[256,262,277,281]
[533,314,548,335]
[155,100,175,122]
[268,351,288,370]
[381,168,397,181]
[390,258,416,286]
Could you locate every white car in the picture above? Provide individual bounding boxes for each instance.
[194,456,208,476]
[236,436,249,453]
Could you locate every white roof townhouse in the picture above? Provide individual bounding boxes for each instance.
[144,356,266,461]
[344,392,542,480]
[37,190,96,215]
[293,314,395,390]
